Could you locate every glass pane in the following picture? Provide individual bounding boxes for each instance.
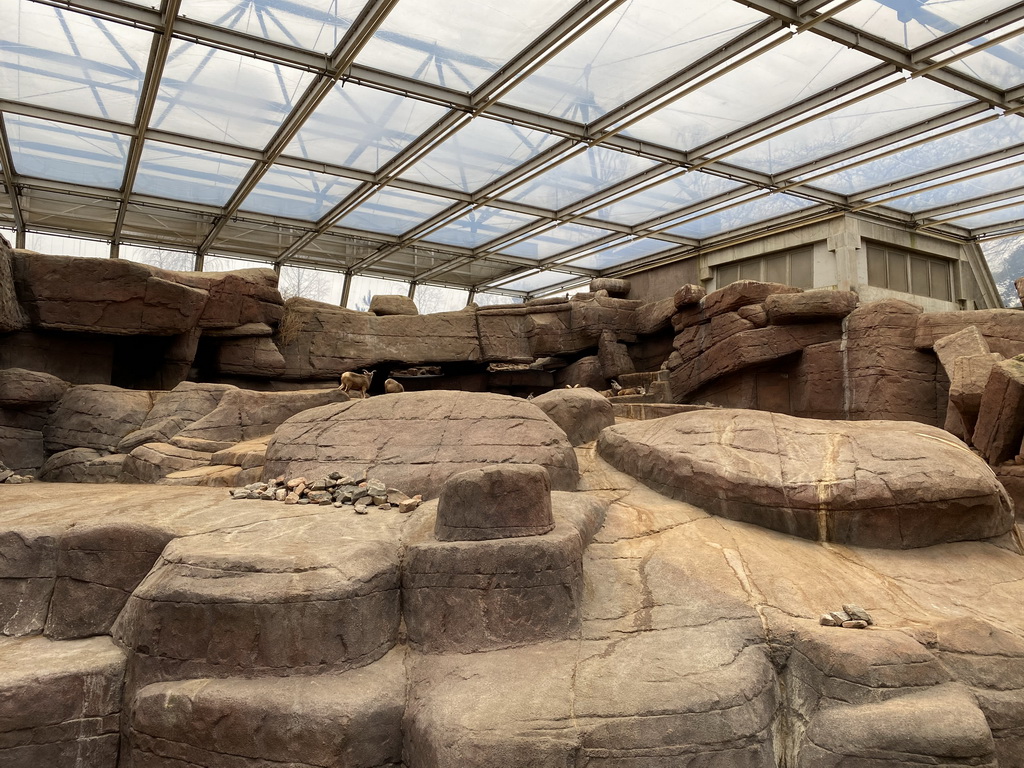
[0,0,150,122]
[888,250,909,292]
[625,33,876,152]
[791,248,813,288]
[203,254,272,271]
[867,245,887,287]
[356,0,574,91]
[279,264,343,303]
[500,222,611,260]
[953,201,1024,229]
[737,258,760,280]
[474,291,522,306]
[834,0,1016,49]
[414,284,469,313]
[503,0,764,121]
[765,254,787,284]
[122,244,195,271]
[24,231,108,257]
[336,187,454,235]
[667,193,816,239]
[717,262,739,287]
[727,78,974,175]
[177,0,363,53]
[910,256,930,296]
[399,118,561,193]
[930,259,952,300]
[503,145,659,209]
[948,30,1024,89]
[348,274,409,310]
[590,170,745,225]
[493,270,579,293]
[877,161,1024,213]
[5,114,128,188]
[240,165,361,220]
[152,41,313,148]
[422,206,539,249]
[812,116,1024,195]
[134,140,252,206]
[284,80,448,172]
[560,237,674,270]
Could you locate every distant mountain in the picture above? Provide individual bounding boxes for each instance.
[980,235,1024,309]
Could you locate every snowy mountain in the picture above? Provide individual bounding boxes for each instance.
[980,235,1024,309]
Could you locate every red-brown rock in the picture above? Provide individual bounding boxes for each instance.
[764,290,858,324]
[532,387,615,446]
[973,356,1024,465]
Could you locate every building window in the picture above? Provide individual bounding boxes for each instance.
[715,247,814,289]
[866,244,952,301]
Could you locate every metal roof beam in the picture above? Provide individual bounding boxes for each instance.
[0,118,26,234]
[912,7,1024,63]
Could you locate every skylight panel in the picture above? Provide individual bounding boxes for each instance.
[725,77,974,175]
[0,0,150,122]
[133,140,252,206]
[948,200,1024,228]
[5,114,128,189]
[560,236,676,271]
[498,222,612,260]
[833,0,1016,49]
[588,170,746,225]
[503,146,659,210]
[151,41,313,148]
[240,165,362,220]
[355,0,573,91]
[947,30,1024,89]
[398,118,562,193]
[421,206,539,249]
[283,80,447,172]
[177,0,364,53]
[872,161,1024,212]
[501,0,765,121]
[335,187,454,235]
[811,115,1024,195]
[492,269,578,293]
[666,193,816,239]
[624,33,878,154]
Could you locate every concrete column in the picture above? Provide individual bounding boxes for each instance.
[827,216,863,292]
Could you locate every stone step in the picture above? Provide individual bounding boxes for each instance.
[0,635,126,768]
[128,649,405,768]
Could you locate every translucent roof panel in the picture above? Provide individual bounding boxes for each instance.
[499,222,612,260]
[0,0,151,122]
[725,77,975,175]
[492,269,579,293]
[503,146,659,210]
[947,31,1024,89]
[560,236,677,270]
[624,33,878,153]
[589,170,746,225]
[133,140,252,206]
[399,118,562,193]
[239,165,362,220]
[501,0,765,122]
[949,201,1024,229]
[421,206,539,250]
[833,0,1016,49]
[667,193,817,239]
[283,80,448,172]
[5,114,128,189]
[356,0,574,92]
[335,187,454,235]
[874,162,1024,212]
[810,115,1024,195]
[176,0,363,53]
[151,41,313,148]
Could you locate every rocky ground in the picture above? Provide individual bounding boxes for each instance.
[2,431,1023,767]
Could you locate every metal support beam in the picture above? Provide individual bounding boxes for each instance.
[0,117,25,235]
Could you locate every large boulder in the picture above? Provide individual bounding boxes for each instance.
[973,355,1024,464]
[597,408,1014,548]
[0,239,28,333]
[0,425,44,474]
[532,387,614,445]
[43,385,155,454]
[117,381,235,453]
[0,368,69,409]
[263,391,579,499]
[38,448,127,483]
[369,294,418,316]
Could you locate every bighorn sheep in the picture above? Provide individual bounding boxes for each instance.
[341,369,374,398]
[384,377,404,394]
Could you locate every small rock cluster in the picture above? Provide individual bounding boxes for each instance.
[230,470,422,514]
[820,603,874,629]
[0,461,33,484]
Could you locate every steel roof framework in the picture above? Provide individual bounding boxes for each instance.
[2,0,1024,300]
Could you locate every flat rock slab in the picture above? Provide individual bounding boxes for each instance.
[113,510,409,682]
[597,409,1013,548]
[129,648,406,768]
[0,634,125,767]
[263,390,579,499]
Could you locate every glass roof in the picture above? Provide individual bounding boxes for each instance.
[4,0,1024,298]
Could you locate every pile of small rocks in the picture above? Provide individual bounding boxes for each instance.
[0,461,33,485]
[820,603,874,629]
[230,470,422,514]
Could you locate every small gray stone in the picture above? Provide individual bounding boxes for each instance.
[843,604,874,624]
[297,498,310,505]
[378,503,392,511]
[354,504,369,515]
[275,488,287,501]
[328,470,342,480]
[231,489,249,500]
[830,610,851,625]
[842,620,869,629]
[371,495,388,506]
[820,614,838,627]
[0,469,14,483]
[311,479,328,491]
